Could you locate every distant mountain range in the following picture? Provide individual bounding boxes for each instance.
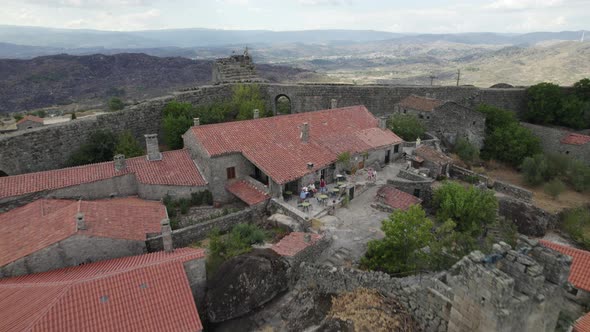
[0,25,588,59]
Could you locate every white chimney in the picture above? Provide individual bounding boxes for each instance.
[145,134,162,161]
[193,118,200,126]
[301,122,309,143]
[76,212,86,231]
[379,118,387,130]
[161,219,174,253]
[253,109,260,119]
[114,154,126,172]
[330,99,338,109]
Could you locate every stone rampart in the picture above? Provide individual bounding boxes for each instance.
[0,83,529,176]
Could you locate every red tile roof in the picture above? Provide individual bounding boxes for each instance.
[226,180,270,206]
[561,133,590,145]
[540,240,590,292]
[190,106,403,184]
[575,312,590,332]
[16,115,44,125]
[0,197,166,267]
[415,145,453,165]
[271,232,323,257]
[0,149,206,199]
[398,95,445,112]
[0,248,205,332]
[377,185,422,211]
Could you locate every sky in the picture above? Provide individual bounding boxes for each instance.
[1,0,589,33]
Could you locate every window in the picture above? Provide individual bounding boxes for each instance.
[418,114,424,119]
[473,121,476,125]
[413,189,421,197]
[394,145,399,153]
[226,167,236,179]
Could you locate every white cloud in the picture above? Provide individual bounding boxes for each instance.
[24,0,153,8]
[486,0,564,11]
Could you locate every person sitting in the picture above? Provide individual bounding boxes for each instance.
[299,189,307,202]
[308,183,317,197]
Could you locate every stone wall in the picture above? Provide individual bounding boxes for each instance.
[286,232,332,285]
[0,83,529,176]
[522,122,590,165]
[387,175,435,206]
[498,196,558,236]
[0,235,146,278]
[146,208,254,251]
[450,165,533,202]
[183,258,208,313]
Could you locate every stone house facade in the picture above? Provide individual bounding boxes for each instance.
[395,95,486,149]
[522,122,590,165]
[413,144,454,178]
[16,115,44,130]
[0,197,168,278]
[183,106,404,203]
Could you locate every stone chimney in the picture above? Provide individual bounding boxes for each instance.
[330,99,338,109]
[145,134,162,161]
[301,122,309,143]
[114,154,126,172]
[76,212,86,231]
[253,109,260,119]
[304,233,311,243]
[161,219,174,253]
[193,118,200,126]
[379,118,387,130]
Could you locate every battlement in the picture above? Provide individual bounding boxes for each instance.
[212,48,264,84]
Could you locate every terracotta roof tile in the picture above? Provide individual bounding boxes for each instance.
[0,197,166,267]
[377,185,422,211]
[0,248,205,332]
[16,115,44,125]
[561,133,590,145]
[575,311,590,332]
[540,240,590,292]
[398,95,444,112]
[190,106,403,184]
[226,180,270,206]
[271,232,322,257]
[0,149,206,200]
[415,145,453,165]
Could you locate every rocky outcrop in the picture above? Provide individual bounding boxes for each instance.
[206,249,289,323]
[498,196,558,236]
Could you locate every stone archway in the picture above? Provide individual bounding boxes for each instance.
[274,94,292,115]
[0,170,8,177]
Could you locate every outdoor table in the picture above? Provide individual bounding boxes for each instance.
[301,202,311,212]
[318,194,329,205]
[284,190,292,201]
[337,181,344,186]
[330,188,340,197]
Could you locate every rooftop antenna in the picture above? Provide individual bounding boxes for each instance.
[456,69,461,86]
[429,73,437,86]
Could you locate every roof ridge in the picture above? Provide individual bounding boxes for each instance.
[21,283,75,331]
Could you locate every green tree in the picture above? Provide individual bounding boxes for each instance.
[67,130,118,166]
[361,205,434,275]
[454,137,479,165]
[71,112,77,120]
[387,114,425,141]
[434,182,498,237]
[561,208,590,249]
[477,104,517,134]
[558,95,589,130]
[114,131,144,158]
[567,159,590,192]
[574,78,590,102]
[231,84,267,120]
[544,179,566,199]
[526,82,563,124]
[430,219,476,270]
[521,154,549,186]
[481,122,541,167]
[161,101,194,149]
[13,114,23,122]
[108,97,125,111]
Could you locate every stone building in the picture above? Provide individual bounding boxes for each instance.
[394,94,486,149]
[522,122,590,164]
[375,185,422,212]
[413,144,453,178]
[212,48,262,84]
[0,134,208,211]
[0,248,206,332]
[182,105,403,203]
[16,115,44,130]
[0,197,168,278]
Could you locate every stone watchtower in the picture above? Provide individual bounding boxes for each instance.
[211,48,263,84]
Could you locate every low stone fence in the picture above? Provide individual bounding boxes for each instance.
[297,263,451,332]
[146,208,254,251]
[450,165,533,202]
[268,198,311,229]
[397,169,431,182]
[287,232,332,285]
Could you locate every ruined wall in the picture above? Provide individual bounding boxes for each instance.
[0,235,146,278]
[0,83,528,176]
[522,122,590,165]
[146,208,254,251]
[137,183,207,200]
[498,196,558,236]
[450,165,534,202]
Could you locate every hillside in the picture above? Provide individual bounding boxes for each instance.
[0,53,320,114]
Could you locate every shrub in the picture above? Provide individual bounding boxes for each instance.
[433,181,498,237]
[521,154,549,186]
[162,109,193,149]
[387,113,425,141]
[561,208,590,250]
[67,130,117,166]
[567,160,590,192]
[454,137,479,165]
[526,82,563,124]
[179,198,190,215]
[114,131,144,158]
[544,179,566,199]
[574,78,590,102]
[361,205,434,275]
[169,218,180,230]
[108,97,125,111]
[71,112,77,120]
[13,114,23,121]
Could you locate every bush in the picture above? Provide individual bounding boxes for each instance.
[434,181,498,237]
[361,205,434,275]
[387,114,425,141]
[567,160,590,192]
[544,179,566,199]
[13,114,23,121]
[71,112,77,120]
[190,190,213,206]
[521,154,549,186]
[207,224,267,276]
[574,78,590,102]
[108,97,125,111]
[179,198,190,215]
[526,82,563,124]
[561,208,590,250]
[454,137,479,165]
[114,131,144,158]
[67,130,118,166]
[521,153,590,192]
